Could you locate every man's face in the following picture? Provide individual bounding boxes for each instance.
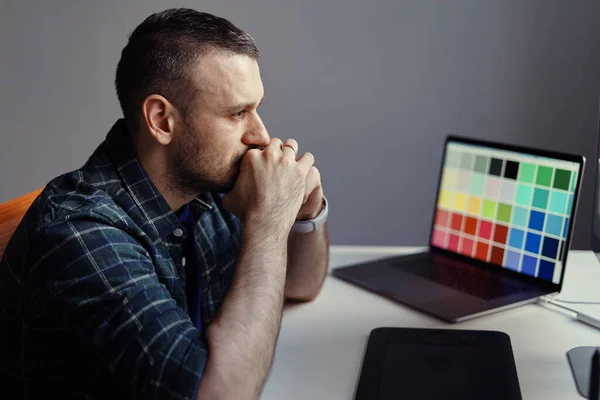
[168,52,269,196]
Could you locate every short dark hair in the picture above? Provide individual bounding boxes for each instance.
[115,8,259,130]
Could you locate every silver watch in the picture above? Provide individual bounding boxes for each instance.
[291,197,328,233]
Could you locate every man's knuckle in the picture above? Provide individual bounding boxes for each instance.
[246,149,261,160]
[294,164,306,176]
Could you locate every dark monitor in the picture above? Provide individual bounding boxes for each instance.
[592,101,600,257]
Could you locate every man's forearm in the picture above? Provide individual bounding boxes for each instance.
[285,223,329,301]
[197,226,288,400]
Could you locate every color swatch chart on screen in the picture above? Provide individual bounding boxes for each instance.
[432,142,580,284]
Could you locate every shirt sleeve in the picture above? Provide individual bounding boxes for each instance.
[28,211,207,400]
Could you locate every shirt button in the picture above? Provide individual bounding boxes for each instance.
[173,228,184,237]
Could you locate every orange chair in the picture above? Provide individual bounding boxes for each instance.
[0,188,43,258]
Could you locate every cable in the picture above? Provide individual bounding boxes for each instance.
[538,295,579,314]
[553,298,600,305]
[538,295,600,331]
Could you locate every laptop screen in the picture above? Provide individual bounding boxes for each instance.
[431,139,582,285]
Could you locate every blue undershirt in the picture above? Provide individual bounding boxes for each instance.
[178,203,202,331]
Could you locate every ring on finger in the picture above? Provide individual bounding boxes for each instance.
[283,144,297,156]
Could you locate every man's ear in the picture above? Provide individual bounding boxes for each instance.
[141,94,177,145]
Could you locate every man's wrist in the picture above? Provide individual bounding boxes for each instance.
[243,212,291,244]
[296,198,325,221]
[291,197,328,233]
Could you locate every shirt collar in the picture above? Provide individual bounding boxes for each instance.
[103,119,213,240]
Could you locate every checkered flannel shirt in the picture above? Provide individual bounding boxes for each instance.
[0,119,242,399]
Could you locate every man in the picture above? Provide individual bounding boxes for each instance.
[0,8,329,400]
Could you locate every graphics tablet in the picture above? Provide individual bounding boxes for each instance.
[354,327,522,400]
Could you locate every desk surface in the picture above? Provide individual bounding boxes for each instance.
[261,246,600,400]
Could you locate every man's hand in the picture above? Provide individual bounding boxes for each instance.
[297,166,323,220]
[286,138,324,221]
[222,138,314,235]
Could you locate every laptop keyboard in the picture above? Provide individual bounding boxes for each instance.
[396,256,528,300]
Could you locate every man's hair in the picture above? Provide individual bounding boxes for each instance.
[115,8,259,130]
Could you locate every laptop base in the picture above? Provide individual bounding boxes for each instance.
[333,251,554,323]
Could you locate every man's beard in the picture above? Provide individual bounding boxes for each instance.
[167,121,245,197]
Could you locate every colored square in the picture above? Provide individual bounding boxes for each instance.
[541,236,559,259]
[460,152,474,170]
[461,238,474,257]
[508,228,524,249]
[511,206,528,228]
[432,229,446,248]
[435,209,450,227]
[467,196,481,215]
[545,214,563,237]
[570,171,577,191]
[478,220,493,240]
[497,203,512,223]
[566,194,573,215]
[563,218,569,238]
[454,193,467,212]
[538,260,555,281]
[519,163,536,183]
[482,200,497,219]
[451,213,463,231]
[490,246,505,265]
[442,169,457,190]
[504,160,519,180]
[439,190,452,208]
[528,210,545,232]
[505,251,520,271]
[515,184,533,207]
[484,177,501,199]
[521,255,538,276]
[548,191,567,214]
[475,242,490,261]
[448,234,460,252]
[456,170,471,192]
[500,180,517,204]
[532,188,549,209]
[489,158,503,176]
[465,216,478,235]
[446,149,461,168]
[525,232,542,254]
[553,169,571,191]
[474,155,488,174]
[536,166,553,187]
[470,174,486,196]
[493,224,508,244]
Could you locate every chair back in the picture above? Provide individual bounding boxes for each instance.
[0,188,43,258]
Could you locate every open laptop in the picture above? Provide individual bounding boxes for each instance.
[333,135,585,322]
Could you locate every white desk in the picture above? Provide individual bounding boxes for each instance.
[261,246,600,400]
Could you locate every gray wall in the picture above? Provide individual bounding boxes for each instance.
[1,0,599,249]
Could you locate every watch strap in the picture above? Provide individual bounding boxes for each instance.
[291,196,328,233]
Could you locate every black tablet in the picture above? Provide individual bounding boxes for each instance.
[355,327,522,400]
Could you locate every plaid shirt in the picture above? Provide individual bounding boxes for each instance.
[0,119,242,399]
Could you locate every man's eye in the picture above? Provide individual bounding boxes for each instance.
[233,110,247,118]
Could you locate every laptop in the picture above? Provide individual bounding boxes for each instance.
[333,135,585,322]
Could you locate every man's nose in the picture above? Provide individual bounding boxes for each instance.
[245,113,270,147]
